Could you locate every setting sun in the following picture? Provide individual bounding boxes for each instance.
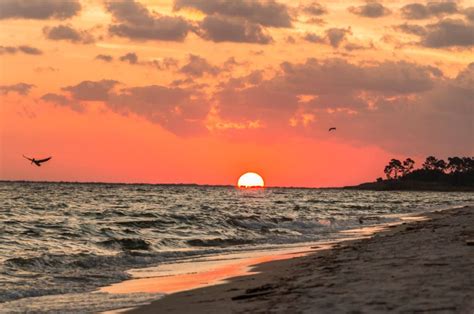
[237,172,265,188]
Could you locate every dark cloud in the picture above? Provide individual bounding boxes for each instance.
[62,80,119,101]
[401,2,458,19]
[222,57,248,71]
[215,59,471,155]
[99,51,178,70]
[43,24,95,44]
[0,0,81,20]
[300,2,327,16]
[421,19,474,47]
[95,54,113,62]
[0,45,43,55]
[464,7,474,21]
[107,85,209,135]
[119,52,138,64]
[179,54,220,77]
[326,28,351,47]
[217,58,441,121]
[106,0,192,41]
[305,17,326,25]
[198,15,273,44]
[0,46,17,54]
[146,58,179,70]
[303,28,351,47]
[0,83,35,95]
[41,80,209,135]
[348,2,391,18]
[41,93,83,112]
[344,42,374,51]
[279,58,440,95]
[303,32,324,43]
[395,23,427,36]
[174,0,292,28]
[18,45,43,55]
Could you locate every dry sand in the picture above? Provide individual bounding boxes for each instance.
[128,206,474,313]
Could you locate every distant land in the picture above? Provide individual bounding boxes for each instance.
[346,156,474,192]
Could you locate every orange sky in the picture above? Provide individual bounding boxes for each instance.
[1,0,473,187]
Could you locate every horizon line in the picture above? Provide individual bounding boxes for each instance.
[0,179,343,190]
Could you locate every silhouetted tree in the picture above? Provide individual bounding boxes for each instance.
[422,156,446,172]
[447,157,464,173]
[402,158,415,176]
[462,157,474,172]
[379,155,474,188]
[384,159,403,179]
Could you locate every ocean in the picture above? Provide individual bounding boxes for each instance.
[0,181,473,312]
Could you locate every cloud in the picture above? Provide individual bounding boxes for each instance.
[116,52,178,70]
[344,42,375,51]
[43,24,95,44]
[395,23,427,36]
[303,28,351,47]
[146,58,179,70]
[174,0,292,28]
[216,58,441,122]
[119,52,138,64]
[326,28,351,47]
[107,85,209,135]
[62,80,119,101]
[198,15,273,44]
[348,2,391,18]
[0,83,35,95]
[421,19,474,47]
[40,80,209,135]
[464,7,474,21]
[0,0,81,20]
[300,2,327,16]
[305,17,326,25]
[395,18,474,48]
[0,45,43,55]
[214,58,471,155]
[401,2,458,19]
[40,93,83,112]
[95,54,113,62]
[303,33,325,43]
[106,0,192,41]
[98,51,178,70]
[179,54,220,77]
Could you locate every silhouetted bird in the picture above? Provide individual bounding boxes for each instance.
[328,127,336,132]
[23,155,52,167]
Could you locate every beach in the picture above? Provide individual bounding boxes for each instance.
[130,206,474,313]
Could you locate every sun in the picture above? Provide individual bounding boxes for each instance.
[237,172,265,188]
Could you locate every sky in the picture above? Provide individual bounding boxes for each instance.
[0,0,473,187]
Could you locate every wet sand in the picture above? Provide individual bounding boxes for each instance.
[129,206,474,313]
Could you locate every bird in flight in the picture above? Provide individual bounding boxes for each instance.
[328,127,337,132]
[23,155,52,167]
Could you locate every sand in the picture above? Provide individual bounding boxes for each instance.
[128,206,474,313]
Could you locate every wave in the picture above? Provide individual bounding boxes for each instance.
[1,182,472,306]
[186,238,253,247]
[98,238,151,251]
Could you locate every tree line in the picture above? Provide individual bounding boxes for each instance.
[382,156,474,181]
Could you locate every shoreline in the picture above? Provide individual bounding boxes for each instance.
[128,206,474,313]
[99,214,423,311]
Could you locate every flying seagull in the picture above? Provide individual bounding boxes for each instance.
[328,127,337,132]
[23,155,52,167]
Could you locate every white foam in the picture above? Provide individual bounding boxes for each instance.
[0,292,164,314]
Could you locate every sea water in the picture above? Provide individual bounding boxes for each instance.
[0,181,473,312]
